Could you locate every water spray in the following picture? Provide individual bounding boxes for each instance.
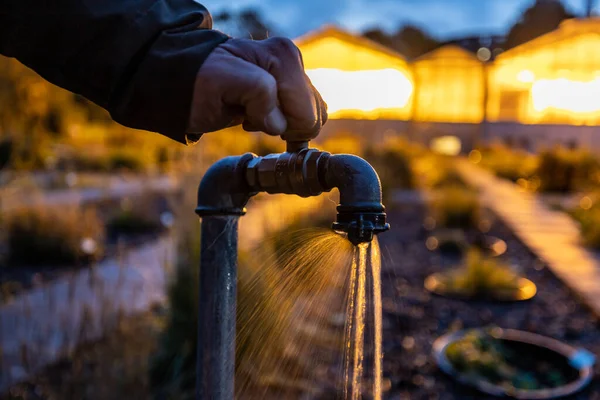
[194,130,390,399]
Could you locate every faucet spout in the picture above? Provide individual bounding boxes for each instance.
[320,154,390,245]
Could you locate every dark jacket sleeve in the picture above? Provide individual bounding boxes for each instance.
[0,0,229,144]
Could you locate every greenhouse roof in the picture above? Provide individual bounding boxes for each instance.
[497,17,600,60]
[294,24,409,62]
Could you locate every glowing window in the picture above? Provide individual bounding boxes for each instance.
[517,70,535,83]
[305,68,413,117]
[531,78,600,113]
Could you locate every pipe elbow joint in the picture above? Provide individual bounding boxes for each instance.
[195,153,257,217]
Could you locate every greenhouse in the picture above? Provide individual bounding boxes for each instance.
[490,18,600,126]
[412,45,486,124]
[294,25,414,121]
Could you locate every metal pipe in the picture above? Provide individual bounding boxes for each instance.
[195,154,256,400]
[195,153,257,217]
[322,154,383,209]
[195,143,389,399]
[196,216,239,400]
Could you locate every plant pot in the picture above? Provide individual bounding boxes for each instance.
[433,328,595,399]
[424,273,537,302]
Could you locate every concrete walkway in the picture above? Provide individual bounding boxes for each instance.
[456,160,600,316]
[0,236,176,392]
[1,175,180,212]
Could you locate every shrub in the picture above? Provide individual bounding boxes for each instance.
[536,148,600,193]
[107,210,162,238]
[430,166,468,190]
[579,211,600,250]
[5,207,104,267]
[430,186,481,230]
[57,150,145,173]
[476,145,537,183]
[570,197,600,249]
[365,142,416,195]
[62,153,110,172]
[107,151,145,172]
[439,249,523,298]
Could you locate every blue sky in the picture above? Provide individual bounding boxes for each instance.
[202,0,595,40]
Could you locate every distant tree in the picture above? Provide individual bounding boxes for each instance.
[364,25,439,59]
[214,8,274,40]
[363,28,395,49]
[504,0,573,49]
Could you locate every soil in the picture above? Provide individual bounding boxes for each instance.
[375,204,600,399]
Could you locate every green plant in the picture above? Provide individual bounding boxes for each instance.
[430,187,481,230]
[107,151,145,172]
[536,148,600,193]
[570,203,600,250]
[475,145,537,183]
[439,249,523,298]
[5,206,104,267]
[431,167,468,190]
[107,210,162,237]
[365,139,418,196]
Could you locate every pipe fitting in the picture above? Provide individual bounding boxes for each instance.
[195,153,257,217]
[320,153,390,245]
[245,147,330,198]
[196,146,390,244]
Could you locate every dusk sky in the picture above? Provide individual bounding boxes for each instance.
[202,0,595,40]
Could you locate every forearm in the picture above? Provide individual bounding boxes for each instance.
[0,0,229,143]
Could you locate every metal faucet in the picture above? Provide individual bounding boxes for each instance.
[194,135,389,399]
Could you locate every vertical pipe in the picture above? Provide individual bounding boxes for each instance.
[480,61,490,147]
[197,215,239,400]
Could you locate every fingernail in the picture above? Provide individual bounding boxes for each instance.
[264,108,287,135]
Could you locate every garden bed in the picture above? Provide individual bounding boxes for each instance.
[0,191,173,304]
[374,204,600,399]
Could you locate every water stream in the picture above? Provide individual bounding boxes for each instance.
[343,239,382,400]
[235,229,383,399]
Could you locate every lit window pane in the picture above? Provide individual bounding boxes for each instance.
[305,68,413,118]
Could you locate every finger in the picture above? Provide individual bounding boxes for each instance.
[260,38,319,134]
[219,56,287,135]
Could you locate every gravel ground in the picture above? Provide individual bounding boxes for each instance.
[377,204,600,400]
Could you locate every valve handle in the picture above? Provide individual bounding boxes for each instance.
[281,95,324,151]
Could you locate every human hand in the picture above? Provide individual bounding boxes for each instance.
[188,37,327,141]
